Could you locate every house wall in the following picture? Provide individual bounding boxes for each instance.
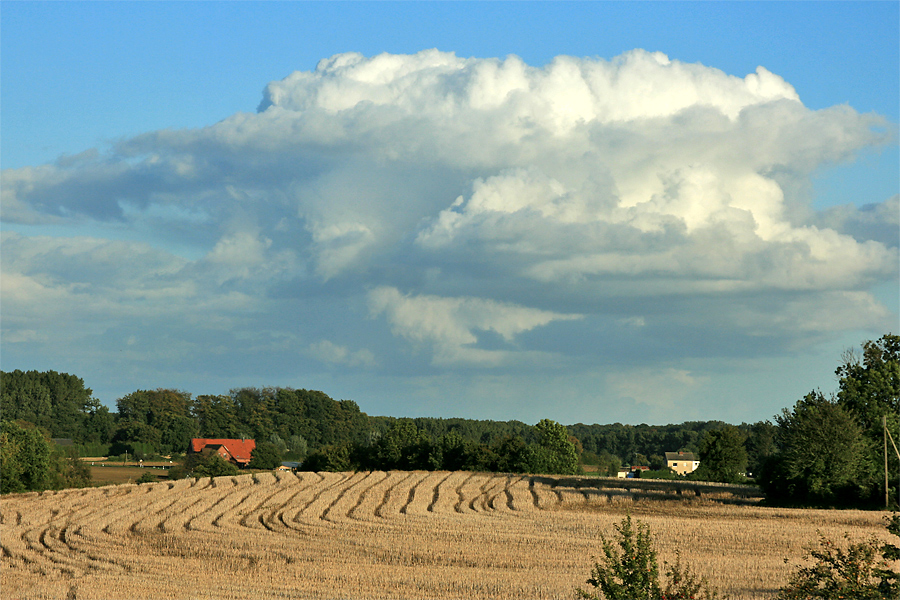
[667,459,699,475]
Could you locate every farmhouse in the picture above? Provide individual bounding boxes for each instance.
[665,451,700,475]
[188,438,256,467]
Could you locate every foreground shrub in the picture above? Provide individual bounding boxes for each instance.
[777,514,899,599]
[577,514,721,600]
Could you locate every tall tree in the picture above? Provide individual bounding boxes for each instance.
[247,442,283,470]
[193,395,241,438]
[761,391,867,505]
[531,419,580,475]
[115,389,197,454]
[1,420,53,493]
[692,425,748,483]
[743,420,778,478]
[0,370,96,441]
[835,333,900,503]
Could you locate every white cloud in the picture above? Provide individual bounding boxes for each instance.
[1,49,895,420]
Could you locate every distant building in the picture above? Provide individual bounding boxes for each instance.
[665,451,699,475]
[188,439,256,468]
[617,466,649,478]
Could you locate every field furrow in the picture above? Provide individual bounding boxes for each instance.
[3,472,894,600]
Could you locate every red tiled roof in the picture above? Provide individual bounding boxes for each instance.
[189,438,256,464]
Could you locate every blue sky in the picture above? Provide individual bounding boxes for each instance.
[2,1,898,425]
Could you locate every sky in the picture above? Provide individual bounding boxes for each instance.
[1,1,898,426]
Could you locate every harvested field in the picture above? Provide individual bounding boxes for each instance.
[1,472,894,599]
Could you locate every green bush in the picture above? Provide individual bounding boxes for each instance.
[777,514,899,599]
[1,420,52,493]
[136,471,158,484]
[186,451,239,477]
[577,514,721,600]
[639,469,680,480]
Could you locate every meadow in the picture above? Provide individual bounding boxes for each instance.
[1,471,894,599]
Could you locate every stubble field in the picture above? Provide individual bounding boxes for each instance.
[1,471,894,599]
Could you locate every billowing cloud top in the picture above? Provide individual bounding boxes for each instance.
[2,50,896,421]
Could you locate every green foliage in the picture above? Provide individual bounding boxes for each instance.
[492,434,535,473]
[836,335,900,433]
[136,471,158,484]
[50,444,92,489]
[662,550,722,600]
[648,454,667,471]
[743,420,777,478]
[186,450,240,478]
[193,394,241,438]
[302,444,352,472]
[577,515,721,600]
[835,334,900,506]
[435,431,474,471]
[578,514,661,600]
[761,391,868,506]
[532,419,580,475]
[286,434,309,461]
[884,514,900,563]
[639,469,681,480]
[777,518,899,600]
[1,420,52,493]
[302,417,582,475]
[248,441,283,470]
[0,370,98,441]
[1,421,95,492]
[594,450,623,477]
[167,464,188,480]
[76,441,111,458]
[693,426,748,483]
[569,421,726,467]
[757,334,900,508]
[116,389,197,455]
[365,419,432,470]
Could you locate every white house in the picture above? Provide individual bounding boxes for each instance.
[665,451,700,475]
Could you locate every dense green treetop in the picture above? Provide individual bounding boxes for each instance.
[758,334,900,507]
[692,425,748,484]
[0,370,100,441]
[1,419,52,493]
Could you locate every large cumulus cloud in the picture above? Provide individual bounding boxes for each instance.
[2,49,896,418]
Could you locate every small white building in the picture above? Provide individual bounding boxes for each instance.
[665,451,700,475]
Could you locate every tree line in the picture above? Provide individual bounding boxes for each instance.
[1,333,897,508]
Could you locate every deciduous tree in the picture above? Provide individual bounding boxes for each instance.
[1,420,52,493]
[761,391,867,505]
[693,425,748,483]
[532,419,579,475]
